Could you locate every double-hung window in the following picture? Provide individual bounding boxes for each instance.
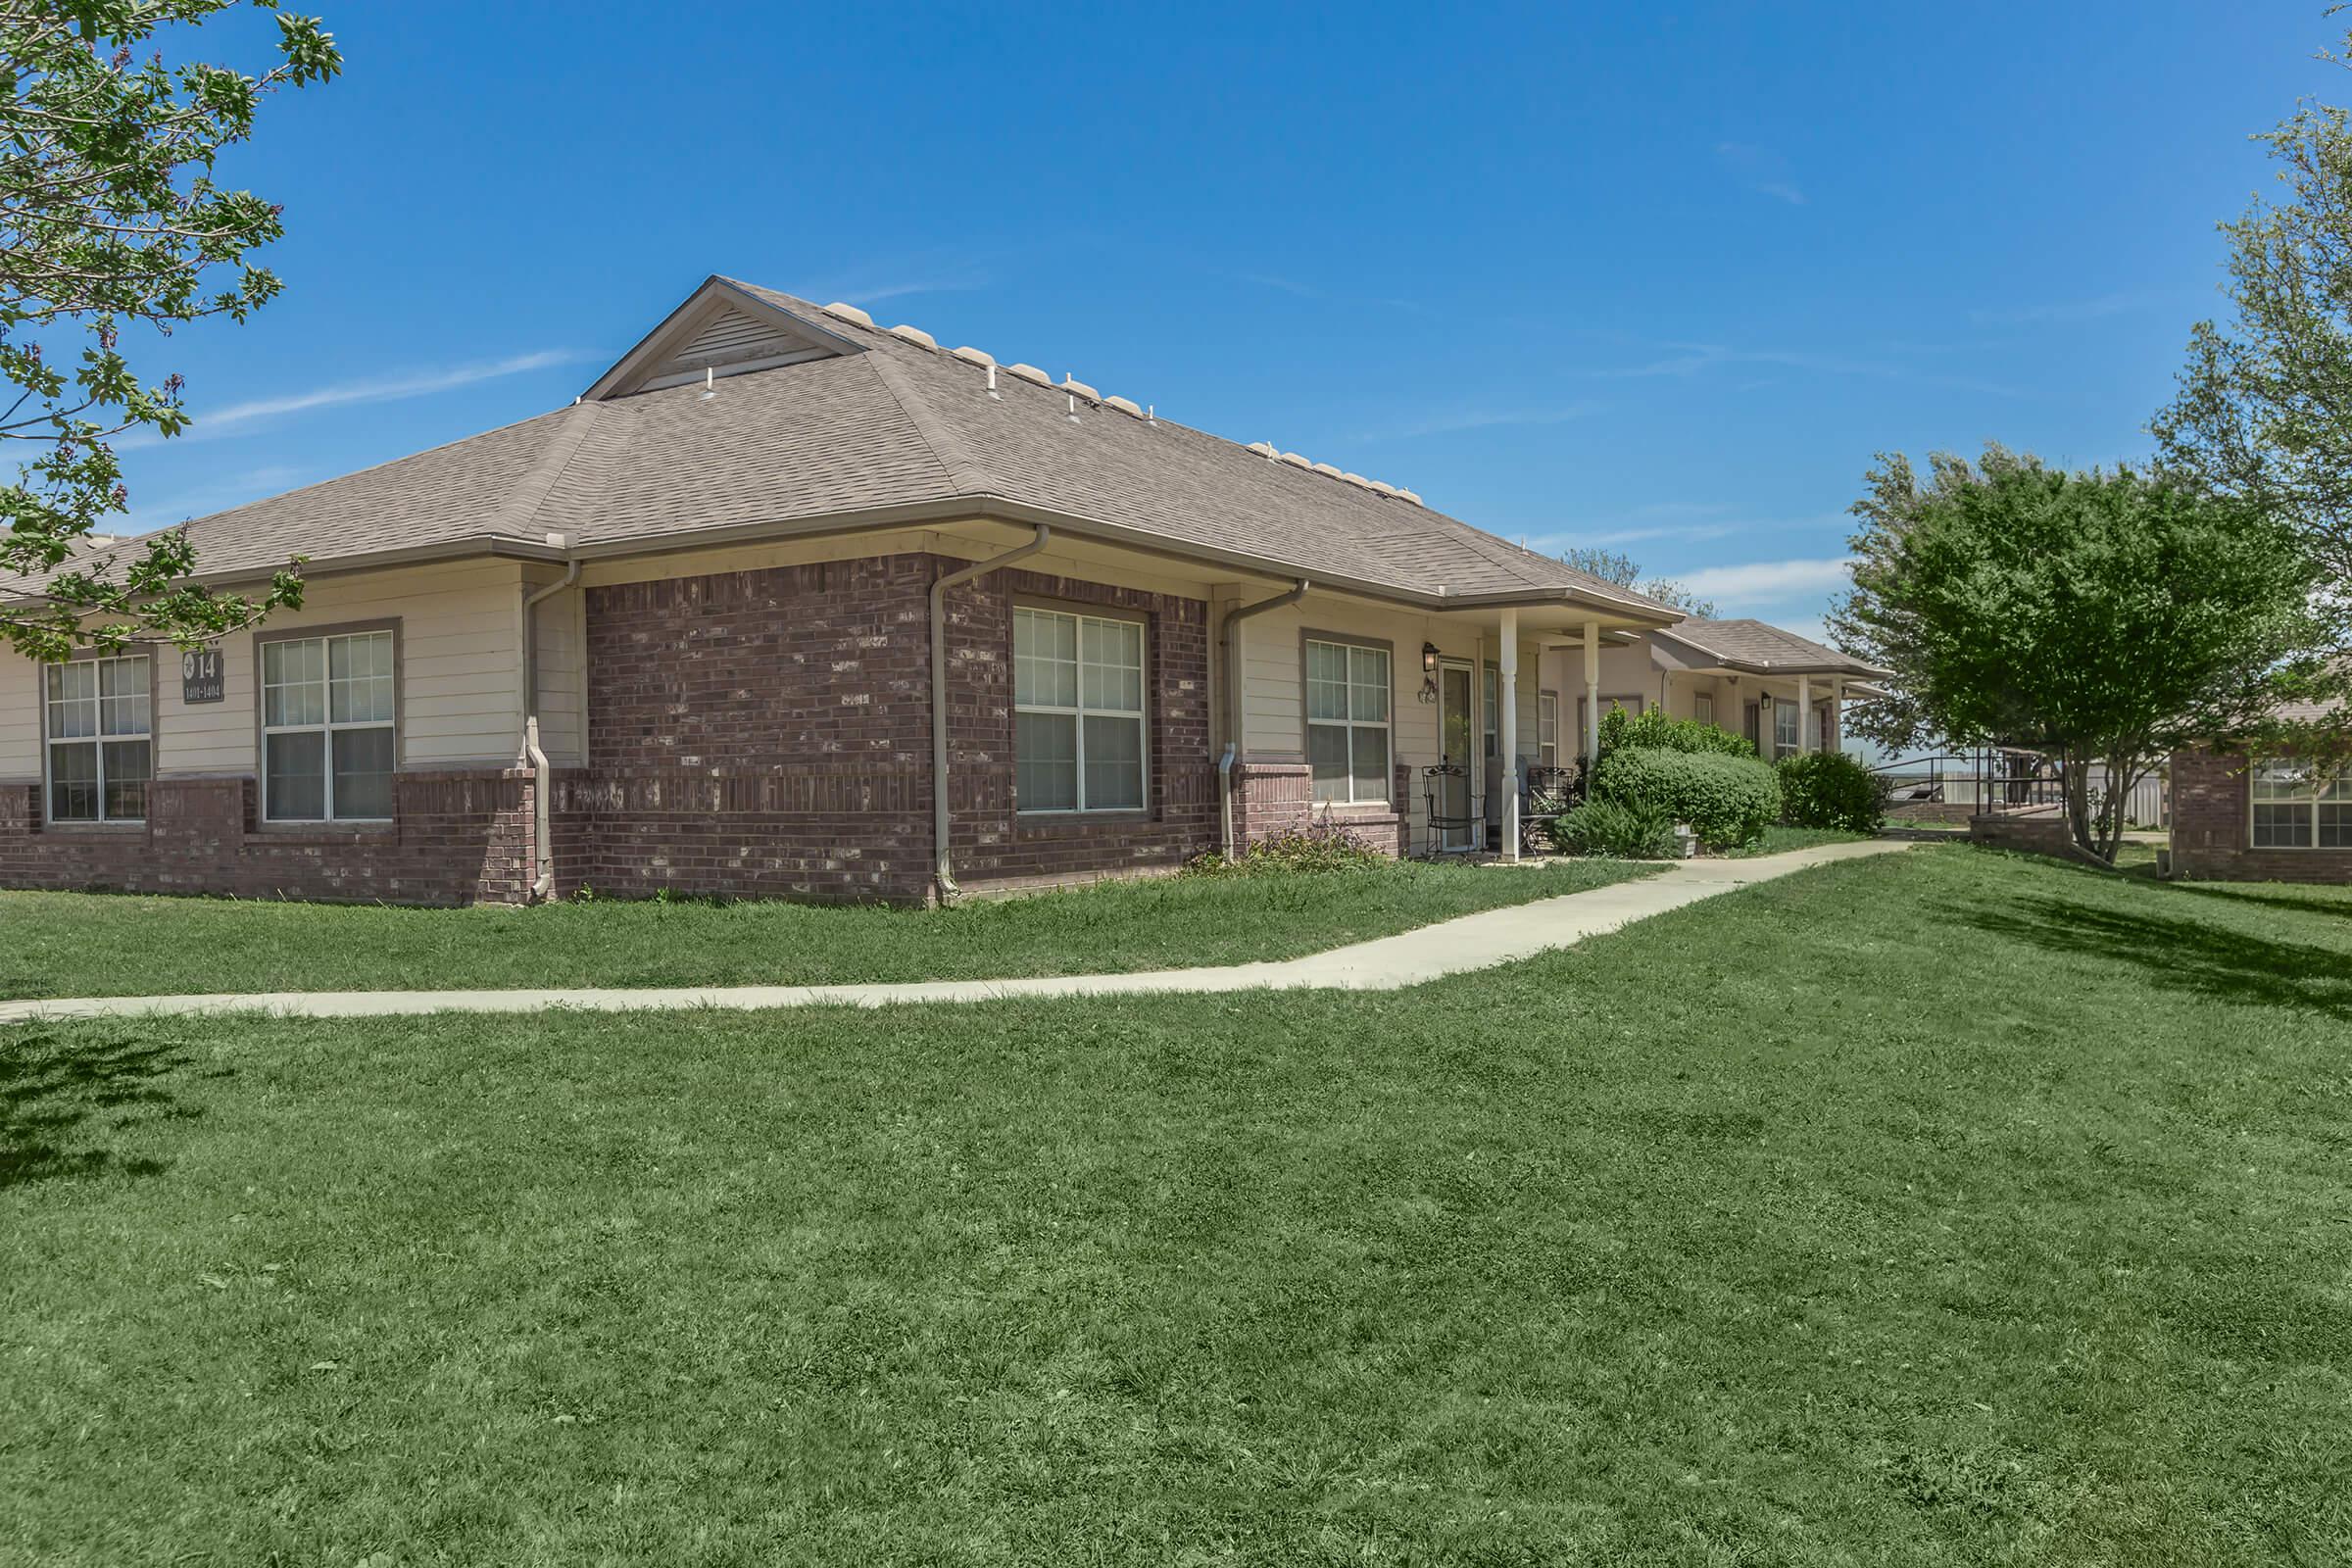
[1537,692,1559,769]
[46,654,151,823]
[1693,691,1715,727]
[1772,698,1801,760]
[2251,756,2352,849]
[1013,607,1145,812]
[1306,638,1391,805]
[262,629,396,822]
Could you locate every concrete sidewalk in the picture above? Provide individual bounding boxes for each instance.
[0,838,1915,1024]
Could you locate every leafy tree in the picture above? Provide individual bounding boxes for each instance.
[1830,446,2328,863]
[0,1,338,660]
[1559,547,1720,619]
[2151,23,2352,622]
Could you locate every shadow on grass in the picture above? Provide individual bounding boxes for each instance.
[1952,893,2352,1022]
[0,1029,192,1190]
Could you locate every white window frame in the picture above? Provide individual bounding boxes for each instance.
[260,628,398,823]
[1538,690,1559,769]
[1306,636,1393,807]
[1012,605,1148,815]
[43,653,153,824]
[1693,691,1715,727]
[1772,698,1801,760]
[2249,755,2352,850]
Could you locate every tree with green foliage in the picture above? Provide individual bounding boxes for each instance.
[1559,547,1720,619]
[1830,446,2328,863]
[0,1,338,659]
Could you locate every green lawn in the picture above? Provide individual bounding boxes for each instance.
[1728,822,1877,857]
[6,844,2350,1564]
[0,858,1656,1000]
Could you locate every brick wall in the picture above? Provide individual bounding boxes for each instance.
[1228,760,1409,858]
[0,770,533,906]
[565,552,1220,904]
[2171,744,2352,883]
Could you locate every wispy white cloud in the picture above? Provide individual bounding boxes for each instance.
[1716,142,1806,205]
[122,349,589,448]
[1678,556,1857,604]
[1584,340,2029,399]
[1967,289,2176,328]
[829,276,988,305]
[1375,401,1606,440]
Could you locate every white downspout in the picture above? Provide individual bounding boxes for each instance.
[932,525,1053,905]
[520,544,579,903]
[1219,579,1310,858]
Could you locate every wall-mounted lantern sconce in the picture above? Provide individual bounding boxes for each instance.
[1421,642,1439,674]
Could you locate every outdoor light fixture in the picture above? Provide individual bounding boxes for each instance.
[1422,642,1438,674]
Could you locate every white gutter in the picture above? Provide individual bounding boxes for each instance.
[931,524,1053,904]
[519,544,580,902]
[1219,579,1310,858]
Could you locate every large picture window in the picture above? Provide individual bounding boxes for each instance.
[1014,607,1145,812]
[262,629,396,822]
[46,654,151,823]
[1306,638,1391,805]
[2251,757,2352,849]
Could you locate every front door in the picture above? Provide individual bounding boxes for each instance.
[1438,660,1476,852]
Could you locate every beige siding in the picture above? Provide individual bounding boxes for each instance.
[0,650,37,780]
[0,560,530,783]
[531,578,588,767]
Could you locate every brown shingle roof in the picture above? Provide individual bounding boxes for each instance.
[1656,616,1886,677]
[7,276,1682,618]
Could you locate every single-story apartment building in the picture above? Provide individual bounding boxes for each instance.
[4,273,1805,906]
[2170,682,2350,882]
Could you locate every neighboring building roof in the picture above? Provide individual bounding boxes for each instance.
[5,276,1681,620]
[1654,616,1887,677]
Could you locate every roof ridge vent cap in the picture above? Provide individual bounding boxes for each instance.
[821,302,875,327]
[1005,363,1051,385]
[1311,462,1345,478]
[1367,480,1399,496]
[950,345,995,367]
[1340,471,1374,488]
[1245,441,1277,458]
[1277,451,1312,468]
[1102,394,1144,417]
[888,323,938,350]
[1396,488,1425,506]
[1061,373,1100,402]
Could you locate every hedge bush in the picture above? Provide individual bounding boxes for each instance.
[1549,798,1679,858]
[1595,703,1756,760]
[1776,751,1886,833]
[1590,744,1781,850]
[1183,815,1386,876]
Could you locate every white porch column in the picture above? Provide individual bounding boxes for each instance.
[1796,672,1813,754]
[1500,608,1520,861]
[1582,619,1601,765]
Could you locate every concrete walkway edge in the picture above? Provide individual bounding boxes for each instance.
[0,839,1915,1023]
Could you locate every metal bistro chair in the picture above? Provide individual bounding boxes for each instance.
[1422,762,1478,858]
[1519,764,1577,855]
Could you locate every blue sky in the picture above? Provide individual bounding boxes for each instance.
[118,0,2333,642]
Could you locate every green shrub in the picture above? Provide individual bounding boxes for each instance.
[1590,745,1781,850]
[1183,815,1386,877]
[1595,703,1756,761]
[1549,798,1679,858]
[1776,751,1887,833]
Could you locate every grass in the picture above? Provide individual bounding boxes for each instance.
[1726,822,1877,857]
[6,843,2351,1564]
[0,858,1657,1000]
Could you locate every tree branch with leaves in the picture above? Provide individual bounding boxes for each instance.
[1830,446,2328,863]
[0,0,337,661]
